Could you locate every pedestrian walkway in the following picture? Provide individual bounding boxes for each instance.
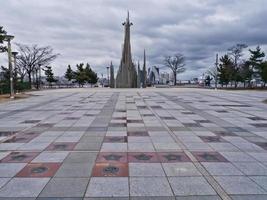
[0,88,267,199]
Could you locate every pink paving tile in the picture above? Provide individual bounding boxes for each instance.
[16,162,61,177]
[92,163,128,177]
[192,152,228,162]
[96,152,127,163]
[157,152,191,163]
[45,142,77,151]
[128,152,159,163]
[1,152,40,163]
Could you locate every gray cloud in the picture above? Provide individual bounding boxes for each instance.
[0,0,267,79]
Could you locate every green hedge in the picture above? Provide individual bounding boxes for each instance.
[0,82,31,94]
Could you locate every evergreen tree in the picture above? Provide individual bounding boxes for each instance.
[74,63,87,87]
[249,46,265,82]
[64,65,74,82]
[0,26,7,52]
[218,55,234,87]
[85,63,98,85]
[239,61,253,88]
[259,61,267,87]
[249,46,265,67]
[43,66,57,87]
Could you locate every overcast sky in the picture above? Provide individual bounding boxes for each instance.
[1,0,267,79]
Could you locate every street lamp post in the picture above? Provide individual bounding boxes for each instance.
[4,35,15,99]
[12,51,18,94]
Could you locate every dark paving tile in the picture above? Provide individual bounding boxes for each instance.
[92,163,129,177]
[127,119,143,123]
[225,127,246,132]
[74,142,102,151]
[96,152,127,163]
[169,127,189,131]
[137,106,147,109]
[175,196,220,200]
[4,133,38,143]
[128,152,159,163]
[251,123,267,128]
[131,197,175,200]
[192,152,228,162]
[55,162,94,178]
[46,143,77,151]
[38,198,82,200]
[150,105,162,109]
[0,198,36,200]
[0,131,16,137]
[157,152,191,163]
[181,111,195,115]
[254,142,267,150]
[64,152,97,163]
[127,131,149,137]
[104,136,127,143]
[161,116,176,120]
[248,117,266,121]
[87,127,107,131]
[213,131,236,137]
[36,123,55,127]
[16,163,61,177]
[115,109,126,112]
[195,120,211,123]
[230,195,267,200]
[182,123,202,127]
[109,123,127,127]
[141,114,154,117]
[39,178,89,197]
[199,136,226,143]
[84,114,96,116]
[1,151,40,163]
[216,110,228,113]
[21,120,41,124]
[64,117,80,120]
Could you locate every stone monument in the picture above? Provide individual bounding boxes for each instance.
[116,12,137,88]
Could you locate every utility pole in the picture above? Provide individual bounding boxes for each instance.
[215,53,219,90]
[4,35,15,99]
[12,51,18,94]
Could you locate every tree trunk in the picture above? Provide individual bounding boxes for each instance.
[28,72,32,85]
[173,71,177,86]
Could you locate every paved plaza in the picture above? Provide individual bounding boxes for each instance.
[0,88,267,199]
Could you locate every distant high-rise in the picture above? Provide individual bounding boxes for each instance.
[110,61,115,88]
[116,12,137,88]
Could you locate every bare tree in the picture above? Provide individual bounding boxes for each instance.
[228,44,248,67]
[164,53,186,85]
[16,63,27,82]
[207,66,218,88]
[16,43,59,85]
[228,44,248,88]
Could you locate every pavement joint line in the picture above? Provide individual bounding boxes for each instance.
[0,92,80,119]
[194,90,267,128]
[139,91,232,200]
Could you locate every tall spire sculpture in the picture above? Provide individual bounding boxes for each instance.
[116,11,137,88]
